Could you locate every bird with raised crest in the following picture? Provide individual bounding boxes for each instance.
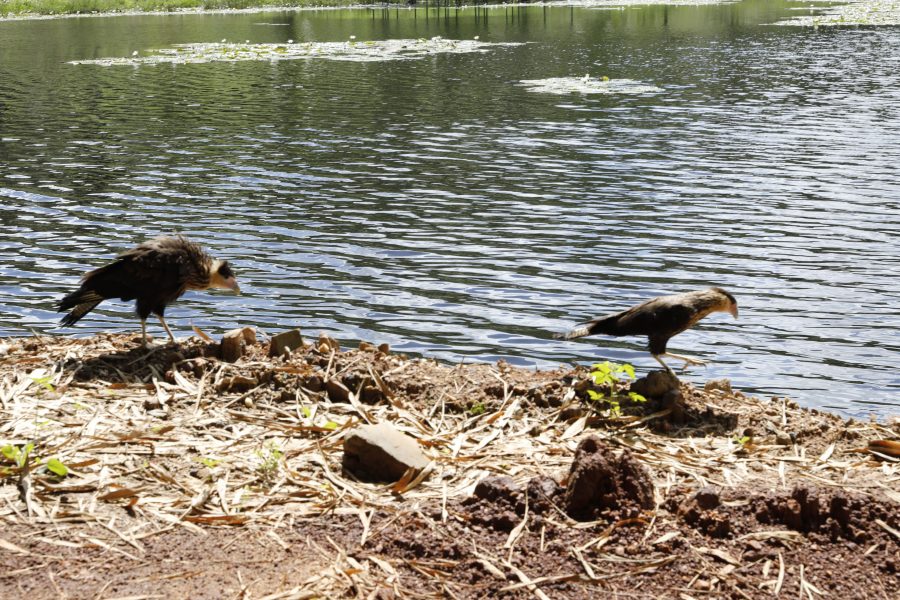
[57,235,240,346]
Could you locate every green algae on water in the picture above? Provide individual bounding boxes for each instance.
[68,37,524,66]
[519,76,662,95]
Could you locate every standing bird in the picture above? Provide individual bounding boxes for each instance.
[554,287,738,372]
[57,235,240,346]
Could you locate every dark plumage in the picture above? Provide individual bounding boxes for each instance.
[58,235,240,345]
[554,287,738,372]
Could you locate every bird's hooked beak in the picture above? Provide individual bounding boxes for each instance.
[729,304,739,319]
[209,260,241,294]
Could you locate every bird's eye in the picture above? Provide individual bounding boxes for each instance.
[218,262,233,278]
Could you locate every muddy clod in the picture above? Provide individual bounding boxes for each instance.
[563,436,655,521]
[631,369,680,398]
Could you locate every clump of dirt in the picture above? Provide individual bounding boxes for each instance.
[563,435,655,520]
[753,486,899,544]
[461,475,563,532]
[676,486,733,538]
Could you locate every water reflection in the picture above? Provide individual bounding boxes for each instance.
[1,2,898,417]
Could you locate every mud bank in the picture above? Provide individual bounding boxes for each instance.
[0,332,897,598]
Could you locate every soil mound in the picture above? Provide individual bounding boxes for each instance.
[563,435,655,520]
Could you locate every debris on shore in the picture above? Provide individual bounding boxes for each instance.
[1,331,897,598]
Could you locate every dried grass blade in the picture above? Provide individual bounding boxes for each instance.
[818,442,835,463]
[868,440,900,458]
[473,551,506,579]
[775,552,785,595]
[99,488,141,502]
[561,416,587,440]
[875,518,900,541]
[389,467,418,495]
[0,538,29,554]
[501,559,552,600]
[651,531,680,545]
[499,573,581,592]
[191,325,213,342]
[504,509,528,550]
[572,547,596,580]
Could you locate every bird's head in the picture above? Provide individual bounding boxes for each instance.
[209,260,241,294]
[712,287,738,319]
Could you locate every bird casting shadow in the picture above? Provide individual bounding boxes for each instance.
[62,338,210,385]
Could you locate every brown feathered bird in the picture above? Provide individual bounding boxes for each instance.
[554,287,738,372]
[58,235,240,345]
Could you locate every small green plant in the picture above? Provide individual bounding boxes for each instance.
[31,375,55,393]
[256,441,283,479]
[46,458,69,477]
[2,443,34,468]
[196,456,221,469]
[1,443,68,478]
[586,362,647,417]
[469,402,486,416]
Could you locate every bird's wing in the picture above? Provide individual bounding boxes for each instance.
[614,297,698,338]
[83,248,184,301]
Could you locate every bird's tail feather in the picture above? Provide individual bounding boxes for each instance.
[554,314,619,340]
[553,324,592,340]
[58,290,104,326]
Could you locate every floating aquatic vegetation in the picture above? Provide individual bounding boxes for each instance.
[519,76,661,95]
[519,0,736,6]
[68,37,524,66]
[775,0,900,27]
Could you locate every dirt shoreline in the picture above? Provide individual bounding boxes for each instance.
[0,332,897,598]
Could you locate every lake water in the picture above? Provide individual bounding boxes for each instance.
[1,2,898,417]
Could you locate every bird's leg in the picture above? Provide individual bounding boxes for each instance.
[140,320,149,347]
[662,352,708,368]
[157,315,177,344]
[652,354,677,375]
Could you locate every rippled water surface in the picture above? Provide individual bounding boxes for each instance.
[1,2,899,417]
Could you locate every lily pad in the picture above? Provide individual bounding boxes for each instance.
[774,0,900,27]
[68,37,524,66]
[519,76,661,95]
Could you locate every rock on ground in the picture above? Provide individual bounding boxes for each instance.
[342,422,429,483]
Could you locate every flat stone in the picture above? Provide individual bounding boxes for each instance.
[343,423,429,483]
[221,327,256,362]
[775,431,794,446]
[269,329,303,357]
